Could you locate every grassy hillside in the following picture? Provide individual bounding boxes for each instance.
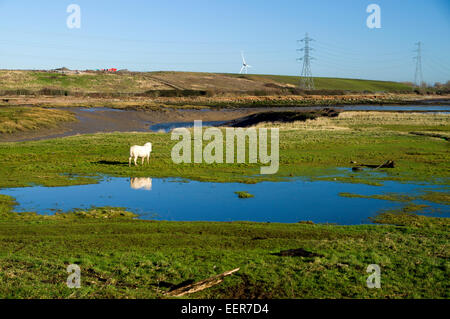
[0,70,414,95]
[244,74,414,92]
[0,70,171,93]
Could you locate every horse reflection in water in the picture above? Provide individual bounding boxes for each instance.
[130,177,152,191]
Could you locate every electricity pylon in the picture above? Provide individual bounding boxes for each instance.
[297,33,315,90]
[414,41,424,86]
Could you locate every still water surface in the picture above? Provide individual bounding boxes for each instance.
[1,177,447,225]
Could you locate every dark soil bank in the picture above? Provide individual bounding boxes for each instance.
[225,108,339,127]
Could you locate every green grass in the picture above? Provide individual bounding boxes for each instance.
[420,190,450,205]
[29,72,140,93]
[0,197,448,298]
[0,70,414,94]
[0,71,159,94]
[0,112,448,299]
[235,191,254,199]
[156,96,411,109]
[339,191,450,207]
[0,113,448,188]
[0,107,76,134]
[339,193,415,202]
[0,130,447,187]
[373,211,449,230]
[230,74,414,92]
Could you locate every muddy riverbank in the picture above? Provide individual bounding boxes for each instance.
[0,107,256,142]
[1,102,449,142]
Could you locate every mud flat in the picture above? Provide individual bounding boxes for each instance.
[2,102,449,142]
[0,107,256,142]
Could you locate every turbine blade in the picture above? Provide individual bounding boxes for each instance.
[239,66,245,74]
[241,52,246,65]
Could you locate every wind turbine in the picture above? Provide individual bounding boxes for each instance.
[239,52,251,74]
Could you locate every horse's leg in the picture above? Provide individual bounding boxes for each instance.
[134,156,137,166]
[142,157,145,165]
[128,157,132,167]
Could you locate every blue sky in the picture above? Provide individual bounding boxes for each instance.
[0,0,449,83]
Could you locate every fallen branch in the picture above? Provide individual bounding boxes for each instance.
[165,268,240,297]
[375,160,394,169]
[357,160,395,169]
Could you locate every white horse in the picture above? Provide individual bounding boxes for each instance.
[129,142,152,166]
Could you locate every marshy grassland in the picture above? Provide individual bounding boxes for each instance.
[0,200,448,298]
[0,110,448,298]
[0,107,76,134]
[0,91,425,111]
[0,111,447,187]
[254,111,449,132]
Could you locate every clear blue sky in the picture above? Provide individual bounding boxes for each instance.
[0,0,449,84]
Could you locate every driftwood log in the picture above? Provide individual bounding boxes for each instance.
[362,160,395,169]
[351,160,395,171]
[165,268,240,297]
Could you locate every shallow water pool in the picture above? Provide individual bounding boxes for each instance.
[149,121,225,132]
[1,177,447,225]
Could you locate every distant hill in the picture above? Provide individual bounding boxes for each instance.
[242,74,414,92]
[0,70,414,95]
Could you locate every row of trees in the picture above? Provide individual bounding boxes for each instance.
[432,81,450,89]
[401,80,450,94]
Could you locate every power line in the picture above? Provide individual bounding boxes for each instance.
[297,33,314,90]
[315,40,408,57]
[414,41,424,86]
[423,60,450,79]
[426,55,450,73]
